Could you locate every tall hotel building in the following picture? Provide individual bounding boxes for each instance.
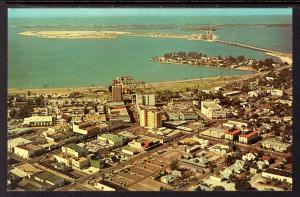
[112,84,123,102]
[139,107,162,129]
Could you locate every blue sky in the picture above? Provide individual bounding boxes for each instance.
[9,8,292,18]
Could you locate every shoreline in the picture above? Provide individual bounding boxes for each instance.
[18,30,209,41]
[8,74,250,95]
[150,59,256,72]
[264,51,292,65]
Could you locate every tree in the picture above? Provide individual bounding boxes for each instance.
[35,95,45,107]
[9,109,17,119]
[195,186,203,191]
[225,155,235,166]
[213,186,225,191]
[160,186,171,191]
[170,159,180,170]
[84,106,89,115]
[237,55,245,62]
[234,179,256,191]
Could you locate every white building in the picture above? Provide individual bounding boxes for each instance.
[201,100,226,119]
[262,168,292,184]
[22,116,54,127]
[242,152,258,161]
[61,143,88,158]
[136,94,155,106]
[261,138,291,152]
[94,181,116,191]
[223,120,248,129]
[14,144,44,159]
[248,90,258,97]
[8,137,32,152]
[239,131,258,144]
[72,122,106,136]
[271,89,284,97]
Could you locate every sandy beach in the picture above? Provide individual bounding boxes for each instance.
[265,51,292,65]
[8,75,248,96]
[18,30,206,41]
[18,31,130,39]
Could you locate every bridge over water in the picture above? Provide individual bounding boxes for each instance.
[213,39,292,62]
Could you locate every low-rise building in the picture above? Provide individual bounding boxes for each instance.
[201,100,226,119]
[11,163,42,179]
[107,105,131,123]
[225,129,241,141]
[185,145,202,154]
[22,116,54,127]
[121,146,140,155]
[14,144,44,159]
[223,120,248,129]
[262,168,292,184]
[160,174,176,184]
[271,89,284,97]
[71,157,90,169]
[261,138,291,152]
[89,155,105,169]
[248,90,258,97]
[53,153,73,167]
[181,157,208,168]
[8,137,32,152]
[165,110,181,121]
[73,122,106,136]
[98,133,126,147]
[242,152,258,161]
[201,127,227,139]
[239,131,258,144]
[61,143,88,158]
[128,137,159,150]
[94,181,116,191]
[179,111,198,121]
[34,171,65,189]
[220,160,245,179]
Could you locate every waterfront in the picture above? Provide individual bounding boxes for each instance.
[8,15,292,88]
[7,8,293,192]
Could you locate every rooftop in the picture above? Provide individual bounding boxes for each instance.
[240,131,258,138]
[24,116,53,122]
[202,101,222,110]
[262,138,291,148]
[15,163,42,174]
[63,143,88,153]
[99,133,125,143]
[264,168,291,177]
[225,129,241,135]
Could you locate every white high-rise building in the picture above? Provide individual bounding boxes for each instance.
[136,94,155,106]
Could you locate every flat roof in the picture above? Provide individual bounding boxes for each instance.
[15,163,41,174]
[63,143,87,153]
[264,168,291,177]
[262,138,291,148]
[202,101,222,110]
[225,129,241,135]
[34,171,53,180]
[16,143,42,151]
[24,116,53,122]
[8,137,32,147]
[99,133,125,143]
[240,131,258,138]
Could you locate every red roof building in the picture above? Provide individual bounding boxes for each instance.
[239,131,258,144]
[225,129,241,140]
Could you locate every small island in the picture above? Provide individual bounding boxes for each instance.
[151,51,288,71]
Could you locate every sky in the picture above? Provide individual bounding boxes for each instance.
[8,8,292,18]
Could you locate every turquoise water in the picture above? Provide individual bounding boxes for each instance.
[8,15,292,88]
